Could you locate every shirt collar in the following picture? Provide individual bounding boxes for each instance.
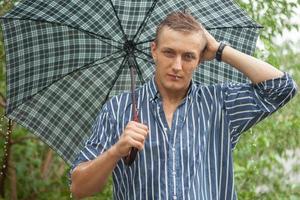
[148,76,197,103]
[148,76,160,102]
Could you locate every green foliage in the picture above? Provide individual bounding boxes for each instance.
[234,46,300,199]
[236,0,299,37]
[235,0,300,65]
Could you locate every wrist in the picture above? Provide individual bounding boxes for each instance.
[213,42,220,54]
[108,145,123,160]
[215,42,228,61]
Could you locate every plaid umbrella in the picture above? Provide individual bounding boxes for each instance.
[1,0,261,165]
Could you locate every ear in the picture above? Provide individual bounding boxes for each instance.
[151,41,157,61]
[198,44,207,65]
[197,52,202,65]
[198,53,203,65]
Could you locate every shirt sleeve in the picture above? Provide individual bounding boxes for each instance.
[222,72,298,149]
[70,102,116,172]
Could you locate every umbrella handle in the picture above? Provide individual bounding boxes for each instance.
[124,147,139,166]
[124,111,139,166]
[124,63,139,166]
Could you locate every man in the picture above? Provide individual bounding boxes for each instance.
[70,12,297,199]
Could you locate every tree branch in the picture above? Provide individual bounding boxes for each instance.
[0,119,13,198]
[0,92,6,108]
[41,148,53,180]
[8,159,17,200]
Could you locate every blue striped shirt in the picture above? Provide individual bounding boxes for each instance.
[71,73,297,200]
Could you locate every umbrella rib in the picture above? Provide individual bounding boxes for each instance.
[138,46,153,51]
[135,48,153,60]
[7,51,126,116]
[83,30,122,50]
[136,39,155,45]
[108,0,128,41]
[132,0,159,42]
[104,56,127,103]
[77,50,125,71]
[135,55,155,65]
[0,17,123,46]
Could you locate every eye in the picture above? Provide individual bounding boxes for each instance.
[183,53,196,61]
[163,50,175,58]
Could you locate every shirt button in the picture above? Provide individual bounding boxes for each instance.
[173,195,177,200]
[172,171,176,175]
[172,148,175,152]
[163,127,168,132]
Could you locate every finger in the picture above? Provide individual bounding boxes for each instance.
[127,131,147,143]
[127,123,149,137]
[134,127,149,137]
[130,138,144,151]
[132,121,149,131]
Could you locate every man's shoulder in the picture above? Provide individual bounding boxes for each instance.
[192,80,247,102]
[192,80,224,93]
[105,91,131,110]
[194,80,250,91]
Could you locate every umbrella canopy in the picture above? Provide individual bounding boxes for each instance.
[1,0,261,165]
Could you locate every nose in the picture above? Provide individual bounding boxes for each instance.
[172,56,183,71]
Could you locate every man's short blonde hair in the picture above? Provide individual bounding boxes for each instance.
[155,11,205,44]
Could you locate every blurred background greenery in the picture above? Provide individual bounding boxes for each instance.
[0,0,299,199]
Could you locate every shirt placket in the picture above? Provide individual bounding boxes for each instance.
[151,96,190,200]
[170,101,187,200]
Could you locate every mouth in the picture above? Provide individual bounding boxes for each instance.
[167,74,182,80]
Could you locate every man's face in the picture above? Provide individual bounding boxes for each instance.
[151,27,206,94]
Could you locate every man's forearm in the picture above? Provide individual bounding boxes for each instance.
[221,45,284,84]
[71,145,121,199]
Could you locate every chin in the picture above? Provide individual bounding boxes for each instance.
[164,82,185,92]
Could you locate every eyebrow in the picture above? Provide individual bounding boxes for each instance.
[161,47,175,52]
[161,47,197,55]
[183,52,196,56]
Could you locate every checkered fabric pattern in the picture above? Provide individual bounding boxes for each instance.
[1,0,261,164]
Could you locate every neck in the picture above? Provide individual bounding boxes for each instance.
[161,89,187,105]
[154,77,190,105]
